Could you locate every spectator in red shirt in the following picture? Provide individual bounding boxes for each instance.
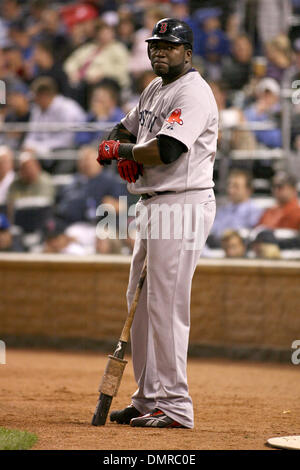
[258,171,300,230]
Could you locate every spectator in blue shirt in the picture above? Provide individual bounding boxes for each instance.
[193,7,231,80]
[209,169,263,242]
[244,78,282,148]
[0,0,24,48]
[0,212,24,252]
[169,0,201,49]
[55,145,127,225]
[9,19,35,65]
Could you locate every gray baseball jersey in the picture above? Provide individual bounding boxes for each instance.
[123,69,218,428]
[121,69,218,194]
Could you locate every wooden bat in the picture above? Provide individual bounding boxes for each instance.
[91,257,147,426]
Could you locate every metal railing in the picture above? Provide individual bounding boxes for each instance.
[1,97,299,193]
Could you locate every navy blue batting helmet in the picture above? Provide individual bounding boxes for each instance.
[146,18,193,49]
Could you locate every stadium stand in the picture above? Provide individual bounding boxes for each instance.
[0,0,300,259]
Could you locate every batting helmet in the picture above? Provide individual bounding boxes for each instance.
[145,18,193,49]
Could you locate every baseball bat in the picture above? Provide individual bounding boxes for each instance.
[91,257,147,426]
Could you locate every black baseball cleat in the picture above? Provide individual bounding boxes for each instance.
[130,408,186,428]
[110,404,141,424]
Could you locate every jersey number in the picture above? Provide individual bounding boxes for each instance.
[159,22,167,33]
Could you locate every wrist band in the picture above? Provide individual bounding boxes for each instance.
[118,143,135,161]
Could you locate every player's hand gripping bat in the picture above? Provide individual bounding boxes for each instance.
[91,257,147,426]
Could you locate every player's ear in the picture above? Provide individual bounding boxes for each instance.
[184,48,192,63]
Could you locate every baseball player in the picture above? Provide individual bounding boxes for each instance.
[97,18,218,429]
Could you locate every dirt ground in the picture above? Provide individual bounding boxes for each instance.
[0,348,299,450]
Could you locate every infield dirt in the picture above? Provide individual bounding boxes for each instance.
[1,349,299,450]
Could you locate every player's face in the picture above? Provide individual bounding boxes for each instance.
[148,40,191,81]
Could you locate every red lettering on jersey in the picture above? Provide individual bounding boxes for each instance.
[166,109,183,126]
[159,22,167,34]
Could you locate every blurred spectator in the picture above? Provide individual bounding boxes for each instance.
[39,8,72,62]
[258,171,300,230]
[257,0,291,48]
[244,77,282,149]
[224,5,242,42]
[62,4,100,56]
[221,229,247,258]
[6,151,55,220]
[24,0,49,40]
[210,81,257,151]
[42,216,88,255]
[64,221,96,254]
[7,18,36,81]
[95,224,123,254]
[0,0,24,48]
[116,16,136,51]
[60,1,99,48]
[32,39,72,97]
[59,220,126,255]
[64,20,130,89]
[9,19,35,63]
[55,145,126,225]
[265,34,292,82]
[250,229,281,259]
[0,212,13,250]
[23,76,86,159]
[123,69,156,112]
[286,38,300,150]
[3,82,31,150]
[192,0,239,31]
[0,145,15,206]
[0,47,12,82]
[75,79,124,146]
[209,169,263,243]
[0,212,24,252]
[2,0,24,22]
[169,0,190,20]
[291,37,300,81]
[169,0,200,44]
[65,20,96,54]
[128,7,166,81]
[222,34,253,91]
[46,215,130,258]
[194,7,231,81]
[4,45,32,83]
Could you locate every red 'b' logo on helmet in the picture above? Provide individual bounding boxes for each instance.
[159,22,167,34]
[167,109,183,125]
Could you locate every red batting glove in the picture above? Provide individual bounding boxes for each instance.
[97,140,120,166]
[117,158,144,183]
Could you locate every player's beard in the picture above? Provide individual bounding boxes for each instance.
[152,60,186,81]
